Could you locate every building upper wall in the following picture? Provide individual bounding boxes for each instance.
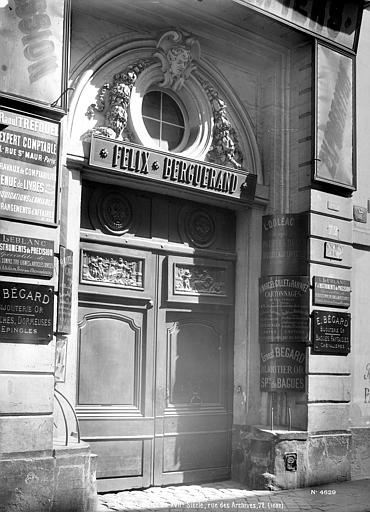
[68,1,311,211]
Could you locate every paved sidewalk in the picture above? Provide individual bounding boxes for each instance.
[97,478,370,512]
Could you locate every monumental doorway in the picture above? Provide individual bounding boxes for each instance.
[76,182,236,492]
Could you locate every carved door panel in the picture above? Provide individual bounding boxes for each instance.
[153,254,234,485]
[154,309,233,485]
[77,246,156,492]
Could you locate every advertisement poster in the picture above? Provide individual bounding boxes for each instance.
[0,233,54,277]
[0,282,54,343]
[0,0,69,107]
[259,276,310,344]
[0,108,58,224]
[260,342,306,392]
[232,0,362,51]
[312,310,351,354]
[315,44,354,189]
[261,213,308,276]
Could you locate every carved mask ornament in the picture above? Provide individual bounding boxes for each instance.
[154,30,200,91]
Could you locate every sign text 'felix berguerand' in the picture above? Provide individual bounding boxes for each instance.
[89,136,257,202]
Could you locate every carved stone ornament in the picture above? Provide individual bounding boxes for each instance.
[202,80,243,169]
[154,30,200,91]
[97,192,132,234]
[185,208,216,248]
[86,59,150,140]
[175,264,226,296]
[81,250,144,289]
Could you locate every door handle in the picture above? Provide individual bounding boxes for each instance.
[146,299,154,309]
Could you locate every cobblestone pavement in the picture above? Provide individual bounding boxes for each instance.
[97,478,370,512]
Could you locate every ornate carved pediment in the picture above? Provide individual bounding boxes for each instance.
[85,31,243,170]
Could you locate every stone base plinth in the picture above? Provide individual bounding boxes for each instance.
[232,425,351,490]
[0,440,97,512]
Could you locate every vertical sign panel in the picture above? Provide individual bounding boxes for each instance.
[0,0,70,109]
[261,213,308,276]
[259,276,310,344]
[315,44,354,190]
[0,108,58,224]
[57,246,73,334]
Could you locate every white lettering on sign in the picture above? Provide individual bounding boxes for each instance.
[233,0,360,50]
[14,0,58,83]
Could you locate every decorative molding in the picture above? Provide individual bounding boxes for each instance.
[154,30,200,91]
[185,208,216,248]
[86,59,150,140]
[174,264,226,296]
[201,80,243,169]
[81,250,144,289]
[97,192,133,234]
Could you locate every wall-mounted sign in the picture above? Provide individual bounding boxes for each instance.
[260,343,306,392]
[259,276,310,344]
[55,335,67,382]
[312,310,351,355]
[57,247,73,334]
[313,276,350,308]
[232,0,362,52]
[261,213,308,276]
[0,233,54,277]
[0,0,71,109]
[0,109,58,225]
[324,241,344,261]
[89,135,257,203]
[315,44,355,190]
[0,282,54,344]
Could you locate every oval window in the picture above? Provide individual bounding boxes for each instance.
[142,90,185,151]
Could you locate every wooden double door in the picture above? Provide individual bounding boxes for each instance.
[77,186,235,491]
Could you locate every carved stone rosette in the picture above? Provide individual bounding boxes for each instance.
[185,208,216,248]
[81,250,144,289]
[175,264,226,296]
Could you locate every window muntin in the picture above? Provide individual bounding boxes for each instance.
[142,90,185,151]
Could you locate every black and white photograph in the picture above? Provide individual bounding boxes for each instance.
[0,1,369,511]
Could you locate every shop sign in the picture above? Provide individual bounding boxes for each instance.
[312,310,351,354]
[0,282,54,343]
[0,109,58,225]
[261,213,308,276]
[57,246,73,334]
[259,276,310,344]
[89,136,257,203]
[0,233,54,277]
[0,0,70,109]
[315,44,355,190]
[260,343,306,392]
[313,276,350,308]
[232,0,362,51]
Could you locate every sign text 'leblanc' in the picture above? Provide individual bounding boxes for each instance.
[89,136,256,202]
